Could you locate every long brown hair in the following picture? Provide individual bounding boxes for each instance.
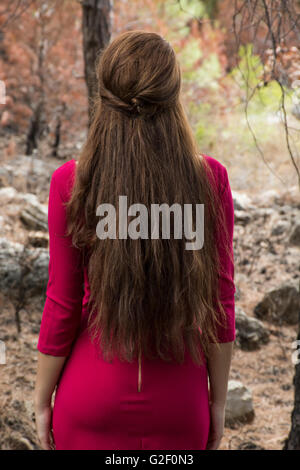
[66,30,231,366]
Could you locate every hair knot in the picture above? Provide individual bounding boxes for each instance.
[99,86,166,118]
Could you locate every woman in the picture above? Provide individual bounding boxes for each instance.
[34,30,235,451]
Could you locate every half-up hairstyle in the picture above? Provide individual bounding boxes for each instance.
[65,30,232,366]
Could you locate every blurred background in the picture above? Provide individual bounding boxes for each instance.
[0,0,299,450]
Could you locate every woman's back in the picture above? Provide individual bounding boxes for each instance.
[37,153,235,450]
[35,30,235,451]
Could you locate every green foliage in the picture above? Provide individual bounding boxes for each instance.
[195,114,216,147]
[178,39,222,87]
[194,53,222,88]
[231,44,263,91]
[179,38,203,69]
[258,81,283,109]
[167,0,205,19]
[164,0,219,22]
[163,0,208,39]
[231,44,291,114]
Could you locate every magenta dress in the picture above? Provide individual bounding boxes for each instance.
[37,154,236,450]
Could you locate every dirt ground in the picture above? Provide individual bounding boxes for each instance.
[0,292,297,450]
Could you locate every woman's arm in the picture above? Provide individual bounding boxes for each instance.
[34,353,67,450]
[36,164,84,357]
[206,165,236,450]
[207,342,234,406]
[34,352,67,406]
[206,342,233,450]
[34,162,84,450]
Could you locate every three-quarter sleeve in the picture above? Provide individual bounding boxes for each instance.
[37,169,84,356]
[214,167,236,343]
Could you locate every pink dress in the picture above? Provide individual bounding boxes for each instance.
[37,154,236,450]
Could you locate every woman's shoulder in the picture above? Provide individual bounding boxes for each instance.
[200,153,229,194]
[51,158,77,202]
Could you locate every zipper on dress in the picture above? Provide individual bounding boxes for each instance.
[137,345,142,392]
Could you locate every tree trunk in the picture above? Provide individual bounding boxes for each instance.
[51,102,66,158]
[284,324,300,450]
[81,0,112,127]
[25,100,43,155]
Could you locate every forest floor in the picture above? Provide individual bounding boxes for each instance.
[0,138,299,450]
[0,298,296,450]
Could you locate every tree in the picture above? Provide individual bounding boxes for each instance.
[81,0,112,126]
[231,0,300,187]
[230,0,300,449]
[284,328,300,449]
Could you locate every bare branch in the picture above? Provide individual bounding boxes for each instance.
[232,0,300,188]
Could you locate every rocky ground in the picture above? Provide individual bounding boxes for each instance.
[0,149,299,450]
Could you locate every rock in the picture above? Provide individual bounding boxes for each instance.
[11,399,26,412]
[251,207,275,222]
[278,205,294,215]
[231,191,253,211]
[20,195,48,231]
[289,223,300,246]
[225,380,255,426]
[254,283,300,325]
[0,155,57,200]
[234,210,251,226]
[271,220,291,236]
[253,189,278,207]
[0,237,48,298]
[17,192,39,205]
[235,307,270,351]
[23,249,49,295]
[253,187,298,207]
[0,238,23,291]
[0,186,17,204]
[6,433,34,450]
[28,231,49,248]
[238,441,265,450]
